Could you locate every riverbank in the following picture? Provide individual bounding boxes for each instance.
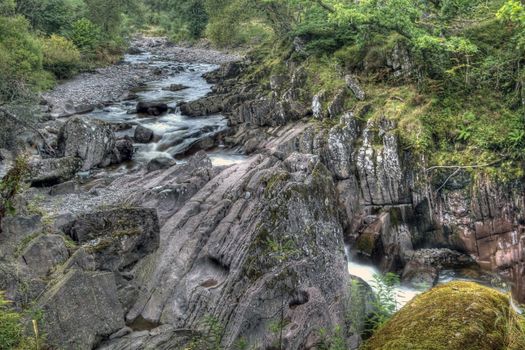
[42,37,240,118]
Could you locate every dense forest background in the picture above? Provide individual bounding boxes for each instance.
[1,0,525,175]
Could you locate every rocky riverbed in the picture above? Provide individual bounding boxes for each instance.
[0,36,522,350]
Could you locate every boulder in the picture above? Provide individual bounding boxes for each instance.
[57,117,116,171]
[312,90,326,119]
[19,234,69,277]
[134,125,154,143]
[49,181,77,196]
[327,89,346,118]
[67,207,160,271]
[345,75,366,101]
[0,215,42,260]
[401,249,475,287]
[136,102,168,116]
[38,270,125,350]
[362,282,525,350]
[28,156,82,186]
[127,46,144,55]
[53,100,96,118]
[0,261,46,308]
[113,137,134,163]
[179,95,223,117]
[146,156,176,172]
[162,84,189,92]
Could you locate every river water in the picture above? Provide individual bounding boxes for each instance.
[88,52,247,168]
[345,246,521,311]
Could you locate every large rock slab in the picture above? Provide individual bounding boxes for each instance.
[67,207,160,271]
[179,95,223,117]
[0,215,42,260]
[38,270,125,350]
[116,153,354,349]
[28,156,82,186]
[57,117,116,171]
[18,234,69,277]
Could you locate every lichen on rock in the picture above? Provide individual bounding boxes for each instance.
[362,281,525,350]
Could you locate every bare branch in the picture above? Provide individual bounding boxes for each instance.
[425,159,504,172]
[0,107,56,156]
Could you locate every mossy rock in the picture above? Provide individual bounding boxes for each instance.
[362,281,525,350]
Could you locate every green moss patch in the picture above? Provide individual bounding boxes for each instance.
[362,281,525,350]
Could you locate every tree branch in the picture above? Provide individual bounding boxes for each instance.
[425,159,504,172]
[0,107,56,156]
[313,0,335,13]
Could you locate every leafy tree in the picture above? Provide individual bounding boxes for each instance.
[41,34,81,79]
[15,0,80,34]
[0,15,48,102]
[69,18,102,51]
[0,0,15,16]
[84,0,139,36]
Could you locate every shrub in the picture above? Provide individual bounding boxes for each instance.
[0,291,23,349]
[0,16,44,100]
[41,35,81,79]
[69,18,102,52]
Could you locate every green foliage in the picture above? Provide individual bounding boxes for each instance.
[0,291,23,350]
[368,272,400,331]
[69,18,102,51]
[0,155,30,221]
[186,315,224,350]
[41,34,81,79]
[318,325,347,350]
[345,279,366,335]
[0,15,51,102]
[0,0,15,16]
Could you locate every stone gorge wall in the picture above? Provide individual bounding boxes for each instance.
[206,60,525,302]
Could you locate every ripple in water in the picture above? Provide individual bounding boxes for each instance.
[88,52,248,168]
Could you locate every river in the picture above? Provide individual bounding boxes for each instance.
[88,51,247,170]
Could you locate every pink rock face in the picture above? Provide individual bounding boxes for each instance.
[436,177,525,302]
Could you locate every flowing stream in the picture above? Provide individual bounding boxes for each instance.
[345,246,521,311]
[88,51,247,169]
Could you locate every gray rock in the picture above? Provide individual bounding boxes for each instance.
[49,181,77,196]
[113,137,134,163]
[0,261,46,308]
[67,207,160,271]
[19,234,69,277]
[134,125,154,143]
[386,41,414,78]
[328,89,346,118]
[38,270,125,350]
[29,156,82,186]
[146,156,176,172]
[162,84,189,92]
[123,153,353,349]
[402,249,475,287]
[63,247,96,271]
[57,117,116,171]
[136,102,168,116]
[179,95,223,117]
[312,91,326,119]
[109,327,133,340]
[127,47,144,55]
[0,215,42,260]
[345,75,365,101]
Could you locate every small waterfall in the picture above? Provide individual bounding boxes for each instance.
[344,246,421,308]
